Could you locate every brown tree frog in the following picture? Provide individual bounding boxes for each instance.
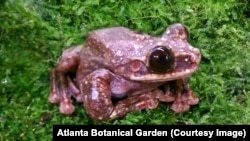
[48,23,201,121]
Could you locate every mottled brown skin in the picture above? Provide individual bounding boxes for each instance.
[48,23,201,121]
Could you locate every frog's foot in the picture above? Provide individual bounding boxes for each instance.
[156,83,175,102]
[171,94,190,113]
[170,79,199,113]
[48,46,82,115]
[181,89,199,106]
[48,69,81,115]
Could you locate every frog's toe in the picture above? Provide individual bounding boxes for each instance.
[182,90,199,105]
[171,99,190,113]
[48,68,61,103]
[59,100,75,115]
[48,91,61,104]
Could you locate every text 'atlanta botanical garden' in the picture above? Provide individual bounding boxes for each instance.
[57,128,168,136]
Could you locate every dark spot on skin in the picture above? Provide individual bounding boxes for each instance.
[178,28,185,36]
[179,26,189,40]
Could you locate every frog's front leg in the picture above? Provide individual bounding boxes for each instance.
[171,79,199,113]
[80,69,161,121]
[157,79,199,113]
[48,46,82,115]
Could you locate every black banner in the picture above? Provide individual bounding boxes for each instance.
[53,125,249,140]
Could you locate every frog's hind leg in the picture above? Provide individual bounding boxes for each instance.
[48,46,82,115]
[81,69,162,121]
[170,79,199,113]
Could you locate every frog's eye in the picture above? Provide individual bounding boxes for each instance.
[149,46,175,73]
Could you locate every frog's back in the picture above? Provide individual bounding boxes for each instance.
[83,27,161,65]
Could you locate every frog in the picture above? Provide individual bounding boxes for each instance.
[48,23,201,121]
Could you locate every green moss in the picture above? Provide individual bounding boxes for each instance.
[1,0,250,140]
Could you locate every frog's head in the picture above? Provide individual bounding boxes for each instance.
[87,24,200,82]
[111,23,201,82]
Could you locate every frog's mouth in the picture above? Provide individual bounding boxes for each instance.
[129,51,201,82]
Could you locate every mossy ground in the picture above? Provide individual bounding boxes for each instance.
[0,0,250,140]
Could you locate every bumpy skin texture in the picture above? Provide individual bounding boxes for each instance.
[48,23,201,121]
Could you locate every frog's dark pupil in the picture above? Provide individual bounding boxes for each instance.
[149,46,174,73]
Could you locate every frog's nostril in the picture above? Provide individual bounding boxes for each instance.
[148,46,175,73]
